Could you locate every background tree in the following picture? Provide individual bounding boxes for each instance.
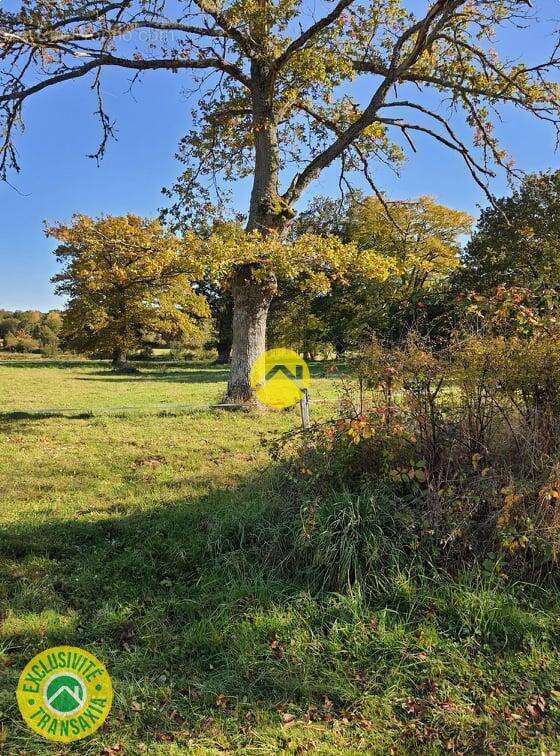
[49,215,209,367]
[268,287,327,359]
[458,170,560,295]
[162,202,238,365]
[289,195,354,242]
[196,280,234,364]
[267,195,355,356]
[269,195,471,352]
[348,195,472,341]
[0,309,62,354]
[350,197,470,293]
[0,314,21,341]
[2,1,560,398]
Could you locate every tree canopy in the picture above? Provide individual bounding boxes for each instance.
[268,194,472,353]
[460,170,560,294]
[3,1,559,207]
[49,214,209,364]
[198,222,392,292]
[349,196,472,294]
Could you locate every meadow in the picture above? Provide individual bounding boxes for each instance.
[0,359,559,754]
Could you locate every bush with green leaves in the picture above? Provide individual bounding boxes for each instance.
[275,332,560,581]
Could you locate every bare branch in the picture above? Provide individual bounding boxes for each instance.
[273,0,356,71]
[0,54,251,106]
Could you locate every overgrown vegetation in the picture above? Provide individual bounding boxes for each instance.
[266,333,559,590]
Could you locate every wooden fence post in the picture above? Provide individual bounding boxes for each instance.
[300,388,310,430]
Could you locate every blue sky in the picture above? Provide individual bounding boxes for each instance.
[1,2,559,311]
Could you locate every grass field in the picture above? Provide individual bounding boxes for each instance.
[0,359,560,754]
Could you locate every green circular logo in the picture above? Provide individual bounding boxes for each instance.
[17,645,113,743]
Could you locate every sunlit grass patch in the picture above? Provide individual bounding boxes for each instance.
[0,609,78,644]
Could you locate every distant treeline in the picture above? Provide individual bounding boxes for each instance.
[0,310,62,355]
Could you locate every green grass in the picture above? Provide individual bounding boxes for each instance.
[0,357,340,416]
[0,359,559,754]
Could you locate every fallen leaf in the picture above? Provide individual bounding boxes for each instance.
[132,456,164,469]
[101,746,123,756]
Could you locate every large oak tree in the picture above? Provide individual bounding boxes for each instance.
[2,0,560,400]
[50,214,209,365]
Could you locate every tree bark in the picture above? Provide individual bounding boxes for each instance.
[227,265,277,402]
[112,348,127,369]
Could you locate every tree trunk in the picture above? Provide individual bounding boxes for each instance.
[225,62,288,403]
[112,348,127,369]
[214,293,233,364]
[227,266,277,402]
[215,343,231,365]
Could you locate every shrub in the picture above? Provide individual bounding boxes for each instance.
[279,332,560,580]
[4,332,40,353]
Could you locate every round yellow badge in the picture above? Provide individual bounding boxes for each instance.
[250,348,310,409]
[17,645,113,743]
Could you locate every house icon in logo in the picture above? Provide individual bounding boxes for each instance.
[264,364,304,382]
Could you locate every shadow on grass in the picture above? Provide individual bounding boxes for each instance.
[0,472,318,748]
[1,470,560,753]
[73,362,334,386]
[0,406,230,424]
[0,359,105,370]
[0,358,227,371]
[0,410,95,422]
[76,368,229,384]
